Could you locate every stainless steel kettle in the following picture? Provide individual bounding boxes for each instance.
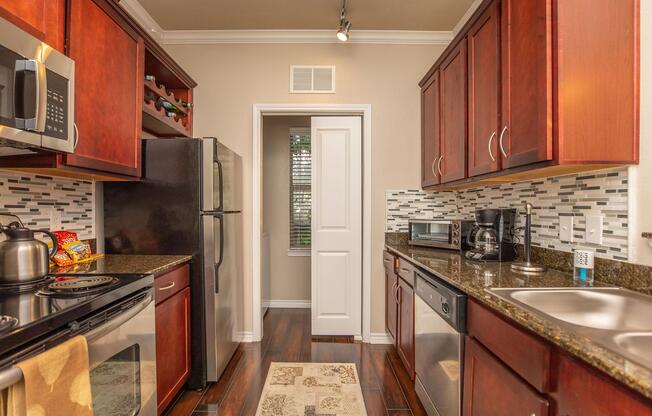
[0,216,58,284]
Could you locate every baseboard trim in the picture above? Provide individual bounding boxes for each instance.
[368,332,394,344]
[267,299,311,308]
[238,331,255,342]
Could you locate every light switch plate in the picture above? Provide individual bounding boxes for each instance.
[559,216,574,242]
[586,214,603,245]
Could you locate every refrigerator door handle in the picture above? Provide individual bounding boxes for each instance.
[215,213,224,293]
[215,157,224,213]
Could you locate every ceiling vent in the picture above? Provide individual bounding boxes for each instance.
[290,66,335,94]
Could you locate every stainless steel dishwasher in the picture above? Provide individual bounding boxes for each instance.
[414,269,467,416]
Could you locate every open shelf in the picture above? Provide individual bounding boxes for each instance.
[142,100,189,137]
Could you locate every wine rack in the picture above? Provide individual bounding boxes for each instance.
[141,49,195,137]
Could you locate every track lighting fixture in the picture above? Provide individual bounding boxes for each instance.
[336,0,351,42]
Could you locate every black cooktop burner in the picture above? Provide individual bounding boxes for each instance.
[37,276,120,298]
[0,277,53,294]
[0,315,18,334]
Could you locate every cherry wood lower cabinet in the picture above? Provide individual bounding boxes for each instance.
[464,337,550,416]
[154,265,191,415]
[466,298,652,415]
[396,276,415,379]
[0,0,66,52]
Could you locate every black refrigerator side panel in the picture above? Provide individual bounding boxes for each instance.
[103,137,209,388]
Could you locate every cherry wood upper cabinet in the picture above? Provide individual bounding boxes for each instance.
[500,0,553,169]
[467,0,501,176]
[421,71,441,187]
[463,337,550,416]
[65,0,144,177]
[396,276,415,380]
[555,0,639,164]
[439,39,467,184]
[0,0,66,52]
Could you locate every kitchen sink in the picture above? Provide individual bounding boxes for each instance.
[614,333,652,368]
[489,287,652,369]
[502,288,652,331]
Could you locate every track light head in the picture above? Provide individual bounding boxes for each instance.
[336,0,351,42]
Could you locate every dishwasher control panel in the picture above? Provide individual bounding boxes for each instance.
[415,270,467,332]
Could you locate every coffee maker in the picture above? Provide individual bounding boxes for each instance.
[465,208,517,261]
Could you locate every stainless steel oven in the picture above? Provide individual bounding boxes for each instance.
[0,289,156,416]
[0,16,75,155]
[408,220,474,250]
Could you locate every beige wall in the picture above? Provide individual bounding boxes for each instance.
[263,116,311,301]
[164,42,444,334]
[630,1,652,266]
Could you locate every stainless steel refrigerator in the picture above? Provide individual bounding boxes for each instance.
[103,137,242,388]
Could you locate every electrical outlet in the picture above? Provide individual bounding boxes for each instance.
[559,216,573,242]
[585,214,603,245]
[49,209,62,231]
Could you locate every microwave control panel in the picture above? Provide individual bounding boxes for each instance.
[44,69,69,140]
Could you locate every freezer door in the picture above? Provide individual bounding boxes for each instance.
[202,212,242,381]
[201,138,242,213]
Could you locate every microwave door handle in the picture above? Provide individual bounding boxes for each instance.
[14,59,46,132]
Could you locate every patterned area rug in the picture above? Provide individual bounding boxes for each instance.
[255,362,368,416]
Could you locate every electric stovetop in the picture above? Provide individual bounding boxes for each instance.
[0,273,154,358]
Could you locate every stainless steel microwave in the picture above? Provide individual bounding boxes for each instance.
[408,219,475,250]
[0,17,75,155]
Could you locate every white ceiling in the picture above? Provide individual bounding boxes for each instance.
[135,0,475,31]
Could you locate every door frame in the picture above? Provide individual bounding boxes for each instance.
[252,103,372,342]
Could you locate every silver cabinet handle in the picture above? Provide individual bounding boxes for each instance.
[73,123,79,151]
[437,155,444,176]
[488,131,496,162]
[159,282,176,291]
[431,156,437,177]
[499,125,509,158]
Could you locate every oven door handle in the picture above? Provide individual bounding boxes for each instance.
[84,292,153,342]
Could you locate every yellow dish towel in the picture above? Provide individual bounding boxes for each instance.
[4,336,93,416]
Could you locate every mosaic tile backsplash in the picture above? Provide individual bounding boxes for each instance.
[386,168,629,261]
[0,170,95,239]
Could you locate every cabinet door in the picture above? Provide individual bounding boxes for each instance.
[552,353,652,416]
[464,337,549,416]
[467,0,500,176]
[0,0,65,51]
[440,39,467,183]
[156,287,191,415]
[66,0,144,177]
[397,278,415,379]
[500,0,552,169]
[384,263,398,344]
[421,71,441,187]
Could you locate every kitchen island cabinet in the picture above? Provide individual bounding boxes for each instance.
[154,264,191,415]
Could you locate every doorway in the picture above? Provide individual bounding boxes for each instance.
[252,104,372,343]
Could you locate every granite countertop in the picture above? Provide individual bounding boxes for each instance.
[50,254,192,276]
[385,243,652,400]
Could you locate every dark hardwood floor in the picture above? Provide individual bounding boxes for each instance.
[165,308,427,416]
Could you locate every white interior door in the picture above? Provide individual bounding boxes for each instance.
[311,116,362,336]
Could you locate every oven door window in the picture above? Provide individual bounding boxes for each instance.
[412,222,451,244]
[90,344,141,416]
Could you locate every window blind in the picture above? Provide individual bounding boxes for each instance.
[289,128,311,249]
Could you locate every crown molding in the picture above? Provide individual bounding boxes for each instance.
[118,0,456,45]
[117,0,164,41]
[160,29,453,45]
[452,0,484,35]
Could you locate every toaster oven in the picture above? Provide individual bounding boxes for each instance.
[408,219,474,250]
